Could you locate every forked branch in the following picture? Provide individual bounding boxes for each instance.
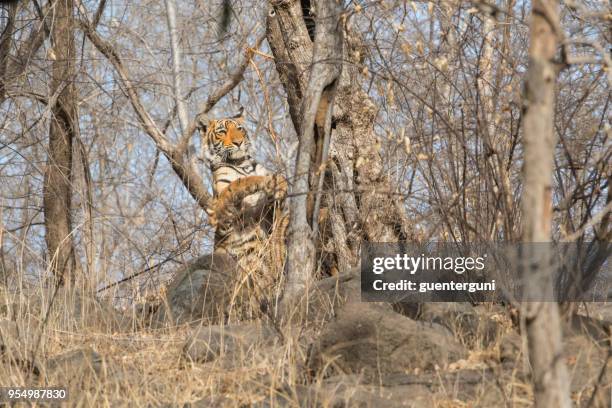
[80,19,263,211]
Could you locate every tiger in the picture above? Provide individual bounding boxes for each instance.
[199,116,289,320]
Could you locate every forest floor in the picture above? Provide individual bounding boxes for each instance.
[0,273,610,407]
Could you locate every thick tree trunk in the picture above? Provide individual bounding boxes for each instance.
[267,0,410,276]
[520,1,571,407]
[43,0,78,284]
[0,1,17,100]
[283,0,342,300]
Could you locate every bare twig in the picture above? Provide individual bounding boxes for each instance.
[164,0,189,134]
[80,19,212,210]
[176,34,265,155]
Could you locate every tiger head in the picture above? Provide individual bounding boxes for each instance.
[200,117,251,164]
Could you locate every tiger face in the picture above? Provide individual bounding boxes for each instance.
[201,118,251,163]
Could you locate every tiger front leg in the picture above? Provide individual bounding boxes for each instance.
[206,197,240,229]
[267,175,288,202]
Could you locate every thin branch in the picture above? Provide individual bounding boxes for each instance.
[176,34,265,155]
[80,19,212,210]
[561,201,612,242]
[164,0,189,134]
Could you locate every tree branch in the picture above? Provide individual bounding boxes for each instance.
[164,0,189,135]
[284,0,343,300]
[176,34,265,155]
[80,20,212,210]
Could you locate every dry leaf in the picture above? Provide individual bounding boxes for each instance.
[416,41,424,55]
[401,43,412,56]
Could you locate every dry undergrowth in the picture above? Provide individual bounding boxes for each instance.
[0,280,610,407]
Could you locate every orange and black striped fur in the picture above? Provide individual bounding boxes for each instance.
[199,117,288,318]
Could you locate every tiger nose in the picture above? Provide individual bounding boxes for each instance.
[223,138,241,147]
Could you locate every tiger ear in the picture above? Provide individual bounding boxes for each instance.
[230,106,244,121]
[197,116,212,133]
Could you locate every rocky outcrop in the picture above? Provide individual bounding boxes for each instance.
[151,253,238,326]
[307,302,467,381]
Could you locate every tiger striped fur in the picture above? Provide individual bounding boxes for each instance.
[199,116,288,320]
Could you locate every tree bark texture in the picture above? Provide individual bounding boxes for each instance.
[0,1,17,99]
[520,1,571,407]
[43,0,78,283]
[267,0,411,275]
[284,0,343,299]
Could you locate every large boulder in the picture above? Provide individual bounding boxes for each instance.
[308,303,467,381]
[151,253,238,326]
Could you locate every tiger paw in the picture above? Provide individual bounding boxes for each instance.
[205,204,219,227]
[270,175,288,200]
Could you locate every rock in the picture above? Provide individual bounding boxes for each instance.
[297,269,362,324]
[583,303,612,324]
[46,347,103,382]
[156,260,361,328]
[276,371,509,407]
[0,319,42,375]
[308,303,467,381]
[152,253,238,326]
[382,370,507,406]
[395,302,503,348]
[183,322,279,363]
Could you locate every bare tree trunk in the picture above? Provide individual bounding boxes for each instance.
[0,1,17,100]
[43,0,78,284]
[520,1,571,406]
[267,0,411,277]
[284,0,343,300]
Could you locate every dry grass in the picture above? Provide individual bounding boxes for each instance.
[1,281,610,407]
